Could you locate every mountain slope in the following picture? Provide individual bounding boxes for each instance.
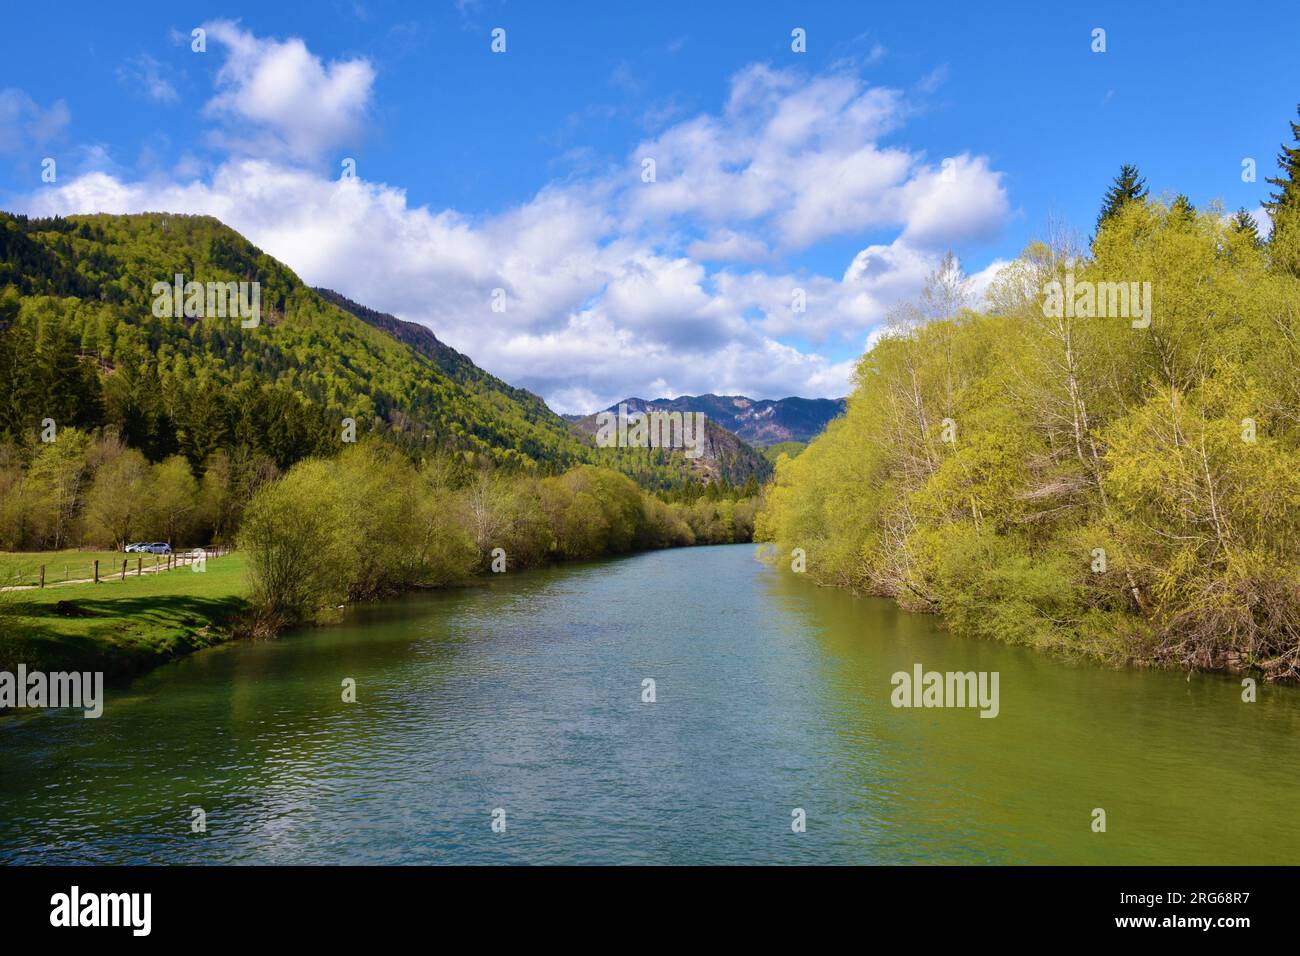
[0,211,788,496]
[313,286,554,420]
[0,211,590,471]
[580,394,845,446]
[566,411,772,489]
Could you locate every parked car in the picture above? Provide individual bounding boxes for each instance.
[124,542,147,553]
[144,542,173,555]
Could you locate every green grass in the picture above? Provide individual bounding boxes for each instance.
[0,553,250,677]
[0,549,156,588]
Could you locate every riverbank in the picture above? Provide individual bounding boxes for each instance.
[0,532,759,687]
[0,554,249,679]
[5,543,1297,865]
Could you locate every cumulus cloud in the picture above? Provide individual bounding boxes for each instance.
[625,65,1008,253]
[687,229,769,263]
[202,20,374,160]
[15,29,1012,413]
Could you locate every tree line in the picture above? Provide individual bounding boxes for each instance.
[237,441,758,629]
[757,104,1300,680]
[0,426,277,551]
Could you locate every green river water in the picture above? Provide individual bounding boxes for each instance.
[1,543,1297,864]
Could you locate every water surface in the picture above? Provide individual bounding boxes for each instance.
[2,544,1297,864]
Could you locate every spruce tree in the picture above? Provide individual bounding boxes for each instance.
[1264,103,1300,216]
[1170,194,1196,225]
[1265,103,1300,275]
[1231,208,1262,247]
[1096,164,1149,234]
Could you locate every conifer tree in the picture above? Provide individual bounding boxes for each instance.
[1265,103,1300,275]
[1170,194,1196,225]
[1231,208,1262,247]
[1096,164,1149,234]
[1264,103,1300,215]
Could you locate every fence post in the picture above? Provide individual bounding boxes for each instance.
[121,559,127,581]
[94,560,99,583]
[137,558,142,576]
[39,565,45,589]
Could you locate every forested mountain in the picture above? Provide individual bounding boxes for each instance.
[577,394,845,446]
[0,211,588,472]
[0,210,768,551]
[566,410,771,491]
[313,286,555,420]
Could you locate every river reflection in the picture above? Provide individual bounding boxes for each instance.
[2,544,1297,864]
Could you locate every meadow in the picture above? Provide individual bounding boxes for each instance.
[0,552,248,677]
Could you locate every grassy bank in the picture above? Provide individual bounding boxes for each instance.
[0,550,145,588]
[0,553,248,677]
[1,447,761,686]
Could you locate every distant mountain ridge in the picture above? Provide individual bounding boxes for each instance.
[574,394,846,447]
[566,409,772,488]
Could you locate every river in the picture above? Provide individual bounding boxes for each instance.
[2,543,1297,864]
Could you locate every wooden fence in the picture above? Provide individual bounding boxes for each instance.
[23,546,235,589]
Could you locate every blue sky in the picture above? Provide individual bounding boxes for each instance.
[2,1,1298,411]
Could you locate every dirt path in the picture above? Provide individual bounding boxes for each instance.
[0,552,230,592]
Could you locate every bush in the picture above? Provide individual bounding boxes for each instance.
[237,459,352,626]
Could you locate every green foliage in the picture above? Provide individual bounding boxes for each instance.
[1231,208,1262,247]
[1266,103,1300,276]
[236,458,354,627]
[761,441,806,464]
[82,447,151,549]
[1096,163,1149,235]
[236,444,756,624]
[759,195,1300,679]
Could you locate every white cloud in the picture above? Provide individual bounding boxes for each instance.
[687,229,769,262]
[202,20,374,161]
[898,153,1008,247]
[626,65,1008,253]
[15,30,1012,414]
[1251,205,1273,239]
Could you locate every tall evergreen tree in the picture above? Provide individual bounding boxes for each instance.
[0,319,39,442]
[178,382,232,472]
[1170,194,1196,225]
[1096,164,1149,234]
[1231,208,1262,247]
[1264,103,1300,215]
[1265,103,1300,275]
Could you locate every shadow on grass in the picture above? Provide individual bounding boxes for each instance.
[0,593,250,681]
